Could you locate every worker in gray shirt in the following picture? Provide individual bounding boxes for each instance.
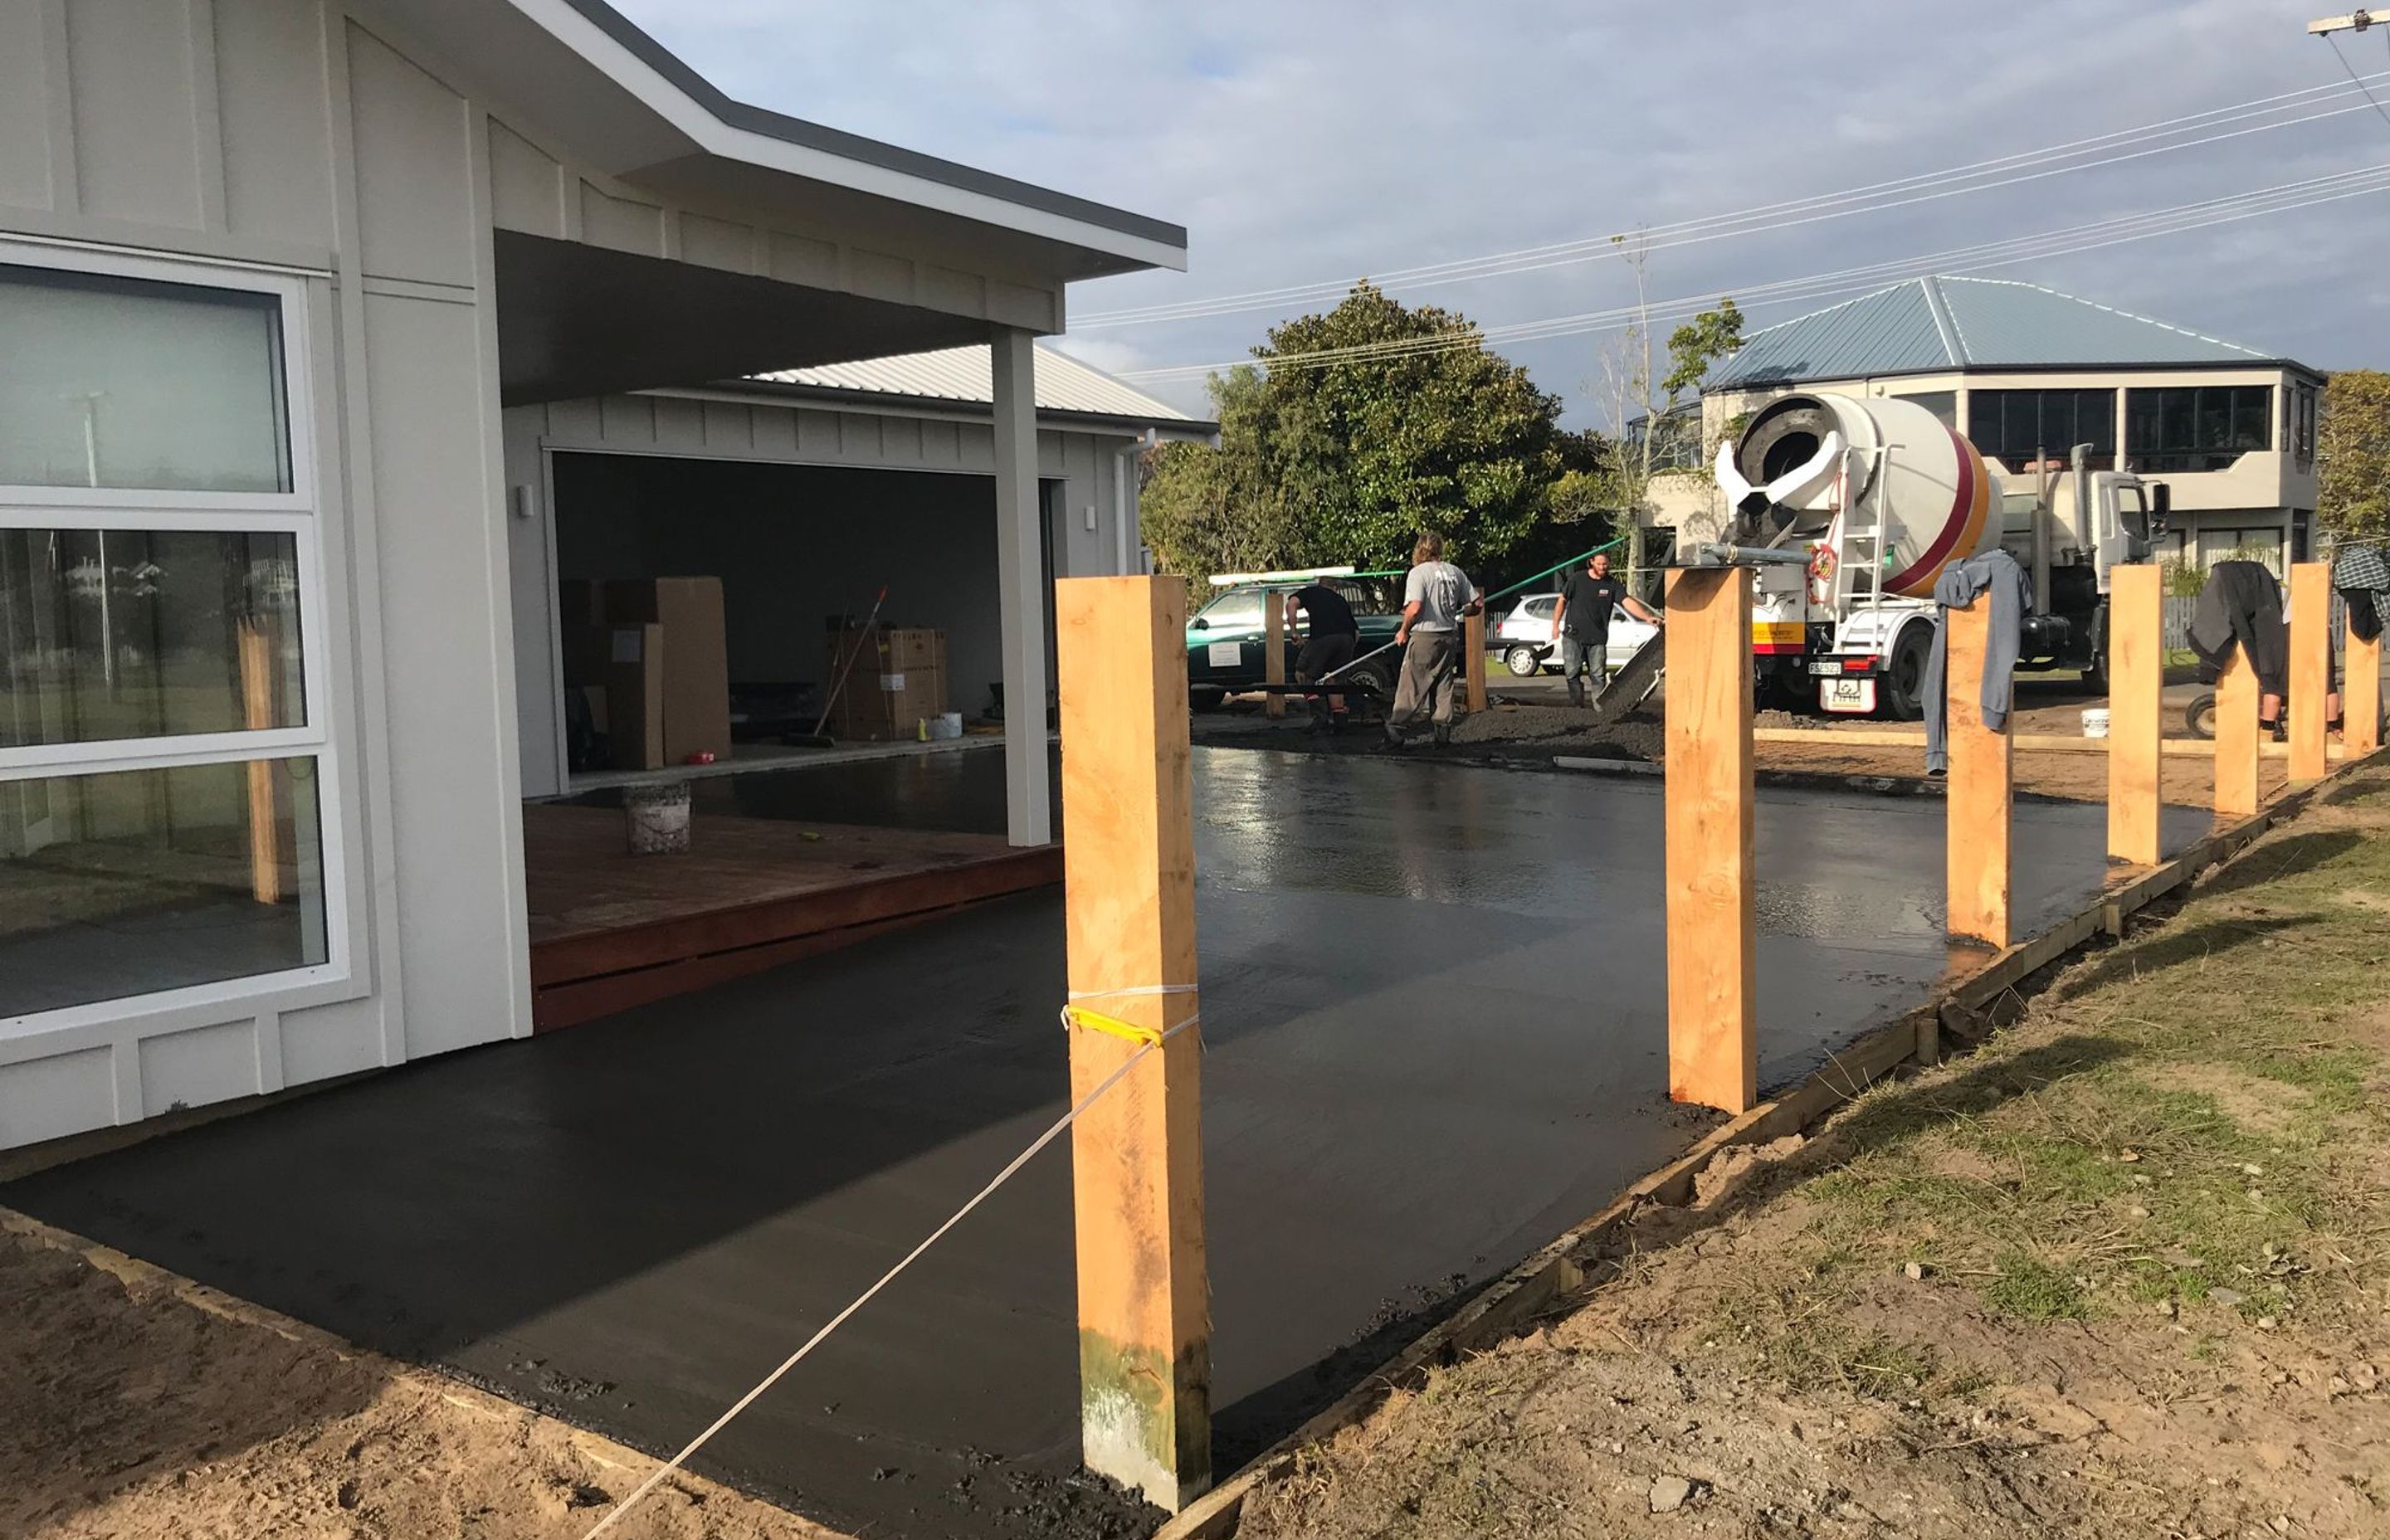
[1384,532,1481,748]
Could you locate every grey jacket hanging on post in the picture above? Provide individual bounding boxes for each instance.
[1924,549,2031,775]
[2187,560,2288,697]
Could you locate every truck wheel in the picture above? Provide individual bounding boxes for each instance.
[1504,645,1541,678]
[2183,690,2216,740]
[1189,686,1226,713]
[1882,624,1934,721]
[2080,648,2109,695]
[1348,656,1396,709]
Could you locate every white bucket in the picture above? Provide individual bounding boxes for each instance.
[2080,707,2110,739]
[934,711,963,740]
[625,782,692,855]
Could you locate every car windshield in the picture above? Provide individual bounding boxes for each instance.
[1196,590,1265,629]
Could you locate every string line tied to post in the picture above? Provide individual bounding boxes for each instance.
[1061,982,1201,1047]
[575,982,1200,1540]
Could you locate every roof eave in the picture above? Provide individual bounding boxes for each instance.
[680,378,1208,436]
[515,0,1188,273]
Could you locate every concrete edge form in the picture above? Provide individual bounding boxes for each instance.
[1153,745,2388,1540]
[0,1206,861,1540]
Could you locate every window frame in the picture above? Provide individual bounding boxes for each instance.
[0,240,348,1035]
[2123,383,2274,474]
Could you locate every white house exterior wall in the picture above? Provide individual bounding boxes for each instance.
[0,2,1102,1152]
[502,392,1145,798]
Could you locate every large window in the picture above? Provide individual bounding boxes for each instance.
[1,246,334,1026]
[1966,389,2116,474]
[2293,382,2316,472]
[2124,385,2271,474]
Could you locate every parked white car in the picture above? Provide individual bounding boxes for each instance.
[1492,592,1659,677]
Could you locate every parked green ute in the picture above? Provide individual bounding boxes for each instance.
[1185,576,1404,710]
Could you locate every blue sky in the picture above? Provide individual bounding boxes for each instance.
[612,1,2390,426]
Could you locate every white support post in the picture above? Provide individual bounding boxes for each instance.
[993,327,1053,847]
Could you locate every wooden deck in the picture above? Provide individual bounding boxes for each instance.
[524,803,1061,1030]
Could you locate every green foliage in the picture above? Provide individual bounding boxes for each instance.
[2318,368,2390,542]
[1661,297,1744,401]
[1137,282,1563,580]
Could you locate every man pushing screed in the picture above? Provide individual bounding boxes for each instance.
[1384,533,1480,748]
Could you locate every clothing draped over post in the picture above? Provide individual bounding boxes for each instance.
[2188,559,2289,698]
[2334,544,2390,646]
[1924,550,2030,775]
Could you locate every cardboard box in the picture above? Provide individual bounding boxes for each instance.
[564,622,666,769]
[604,578,730,763]
[825,624,948,740]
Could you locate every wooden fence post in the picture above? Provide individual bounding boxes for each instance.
[1055,575,1210,1513]
[1664,568,1756,1115]
[1262,592,1286,719]
[2214,646,2261,819]
[1464,608,1488,714]
[2288,562,2329,784]
[2106,565,2161,866]
[1945,598,2011,949]
[237,620,285,904]
[2349,605,2383,758]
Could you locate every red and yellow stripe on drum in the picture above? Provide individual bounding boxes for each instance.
[1881,426,1993,599]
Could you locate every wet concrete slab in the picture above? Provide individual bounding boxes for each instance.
[3,750,2210,1538]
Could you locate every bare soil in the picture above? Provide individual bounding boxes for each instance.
[1237,768,2390,1540]
[0,1216,849,1540]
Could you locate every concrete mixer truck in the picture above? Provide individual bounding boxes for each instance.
[1712,392,2168,718]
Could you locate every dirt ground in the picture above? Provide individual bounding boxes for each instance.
[1193,673,2307,807]
[0,1215,848,1540]
[1237,766,2390,1540]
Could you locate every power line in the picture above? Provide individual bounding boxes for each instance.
[1077,71,2390,331]
[2324,32,2390,129]
[1110,165,2390,383]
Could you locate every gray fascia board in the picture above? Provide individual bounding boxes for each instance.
[685,378,1215,437]
[557,0,1186,251]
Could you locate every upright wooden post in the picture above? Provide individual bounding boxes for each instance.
[1055,575,1210,1513]
[237,621,285,904]
[1262,592,1286,719]
[2214,646,2261,819]
[2288,562,2329,784]
[1663,568,1756,1115]
[1464,608,1488,714]
[1945,598,2011,949]
[2106,565,2162,866]
[2348,607,2383,758]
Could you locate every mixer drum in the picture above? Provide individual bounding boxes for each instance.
[1729,393,1997,600]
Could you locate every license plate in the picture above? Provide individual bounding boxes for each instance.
[1809,660,1843,677]
[1207,641,1241,668]
[1822,677,1875,714]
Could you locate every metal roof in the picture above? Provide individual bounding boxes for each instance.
[743,343,1204,427]
[1709,275,2283,388]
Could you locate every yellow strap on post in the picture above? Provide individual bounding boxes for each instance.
[1062,1004,1166,1048]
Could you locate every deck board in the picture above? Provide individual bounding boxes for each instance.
[523,803,1059,1028]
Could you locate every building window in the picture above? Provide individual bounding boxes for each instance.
[2124,384,2271,474]
[1892,391,1956,428]
[2195,524,2285,575]
[1,245,336,1031]
[1965,388,2115,474]
[2293,382,2316,472]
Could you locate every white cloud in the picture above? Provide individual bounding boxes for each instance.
[612,0,2390,422]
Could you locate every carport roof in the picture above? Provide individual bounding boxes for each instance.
[388,0,1187,275]
[739,344,1213,434]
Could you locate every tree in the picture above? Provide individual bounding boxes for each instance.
[1137,282,1564,580]
[2317,368,2390,544]
[1586,242,1744,572]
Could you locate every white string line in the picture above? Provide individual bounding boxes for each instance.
[577,986,1200,1540]
[1114,169,2390,383]
[1078,81,2390,329]
[1081,70,2390,324]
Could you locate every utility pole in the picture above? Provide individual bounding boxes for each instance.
[2306,11,2374,34]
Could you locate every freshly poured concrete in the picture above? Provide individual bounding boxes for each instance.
[4,751,2210,1538]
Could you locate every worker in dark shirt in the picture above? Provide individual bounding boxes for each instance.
[1552,550,1661,708]
[1285,581,1360,732]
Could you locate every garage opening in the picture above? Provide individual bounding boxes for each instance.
[521,450,1065,1030]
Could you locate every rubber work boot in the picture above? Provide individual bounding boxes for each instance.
[1568,675,1587,709]
[1432,724,1452,747]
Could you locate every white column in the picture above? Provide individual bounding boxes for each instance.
[993,326,1053,846]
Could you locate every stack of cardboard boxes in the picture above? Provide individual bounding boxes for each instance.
[824,621,948,741]
[561,578,732,771]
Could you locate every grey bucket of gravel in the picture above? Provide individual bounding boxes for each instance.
[625,782,692,855]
